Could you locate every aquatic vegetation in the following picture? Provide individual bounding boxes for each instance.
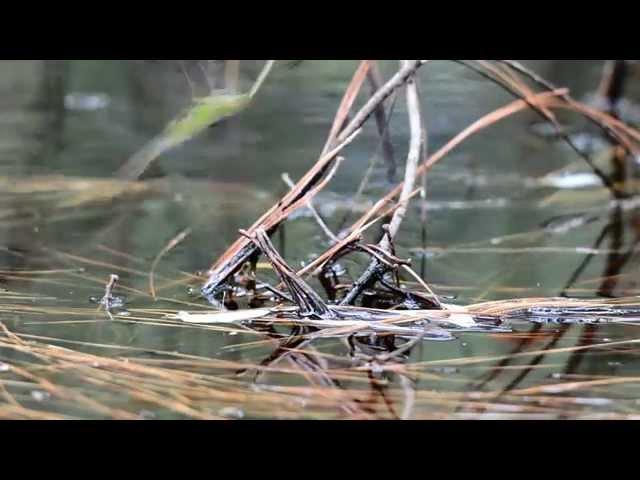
[2,60,640,420]
[116,61,275,181]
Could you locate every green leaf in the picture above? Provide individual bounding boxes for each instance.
[116,60,275,181]
[164,93,251,145]
[116,93,251,181]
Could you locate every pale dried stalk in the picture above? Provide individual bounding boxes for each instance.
[340,60,428,305]
[387,61,423,240]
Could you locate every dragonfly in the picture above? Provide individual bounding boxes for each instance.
[116,60,275,181]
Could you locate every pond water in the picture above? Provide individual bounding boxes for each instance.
[1,60,640,419]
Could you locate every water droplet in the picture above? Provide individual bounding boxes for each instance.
[219,407,244,419]
[31,390,51,402]
[536,282,541,287]
[0,362,10,372]
[138,410,156,420]
[461,342,468,347]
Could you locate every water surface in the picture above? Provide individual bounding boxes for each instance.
[1,60,640,419]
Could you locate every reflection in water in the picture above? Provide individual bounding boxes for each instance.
[472,77,640,399]
[241,325,422,420]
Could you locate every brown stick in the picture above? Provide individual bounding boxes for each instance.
[460,60,620,195]
[295,90,570,286]
[242,228,334,318]
[342,89,570,240]
[201,61,428,301]
[499,60,638,155]
[322,61,373,154]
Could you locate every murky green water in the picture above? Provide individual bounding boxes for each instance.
[1,60,640,419]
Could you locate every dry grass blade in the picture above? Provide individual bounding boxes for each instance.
[321,60,372,154]
[295,188,422,279]
[459,61,624,194]
[149,228,192,299]
[499,60,640,154]
[337,89,568,251]
[547,97,640,145]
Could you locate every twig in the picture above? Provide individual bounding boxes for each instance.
[498,60,638,155]
[336,89,569,251]
[337,61,427,145]
[321,61,372,154]
[341,61,429,305]
[337,90,399,233]
[281,173,337,242]
[149,228,192,300]
[202,61,428,301]
[294,188,422,280]
[387,61,422,239]
[457,60,619,196]
[249,60,275,99]
[241,228,335,319]
[97,274,119,319]
[400,264,440,305]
